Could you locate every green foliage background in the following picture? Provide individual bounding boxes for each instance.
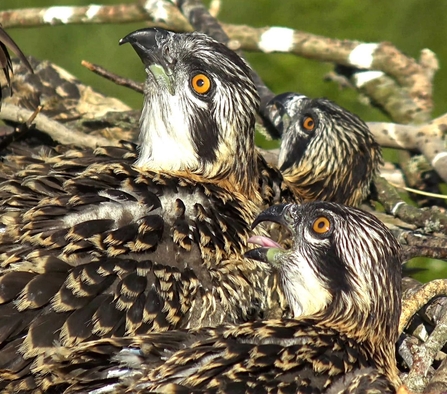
[3,0,447,118]
[2,0,447,280]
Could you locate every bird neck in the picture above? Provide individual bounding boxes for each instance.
[136,95,260,199]
[373,341,402,389]
[283,164,361,206]
[282,136,381,206]
[314,293,401,388]
[200,136,260,199]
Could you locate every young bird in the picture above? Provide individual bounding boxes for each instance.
[266,92,382,206]
[36,201,402,394]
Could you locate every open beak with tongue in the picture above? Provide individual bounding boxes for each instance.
[245,204,291,267]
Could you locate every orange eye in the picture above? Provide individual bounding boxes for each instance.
[191,73,211,94]
[312,216,331,234]
[302,116,315,131]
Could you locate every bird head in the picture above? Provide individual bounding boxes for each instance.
[246,202,402,344]
[266,93,382,206]
[120,28,260,196]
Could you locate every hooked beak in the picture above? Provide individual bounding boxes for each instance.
[120,27,176,95]
[265,93,306,137]
[245,204,293,267]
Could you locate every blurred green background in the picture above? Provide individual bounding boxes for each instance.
[3,0,446,117]
[2,0,447,281]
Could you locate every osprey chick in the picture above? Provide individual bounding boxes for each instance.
[122,28,260,197]
[266,93,382,206]
[36,202,402,393]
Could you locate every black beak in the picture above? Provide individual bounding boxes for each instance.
[119,28,173,67]
[244,247,272,262]
[265,93,295,136]
[244,204,293,264]
[265,92,306,136]
[251,203,291,230]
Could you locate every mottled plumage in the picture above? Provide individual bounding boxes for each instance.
[35,202,402,393]
[0,26,33,102]
[0,28,292,391]
[266,92,382,206]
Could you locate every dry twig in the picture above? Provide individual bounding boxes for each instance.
[81,60,143,93]
[405,309,447,392]
[1,4,149,28]
[400,279,447,334]
[0,102,116,148]
[374,177,447,233]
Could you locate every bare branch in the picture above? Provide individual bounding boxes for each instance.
[423,357,447,393]
[400,279,447,334]
[208,0,221,18]
[224,24,435,120]
[405,306,447,392]
[369,122,421,150]
[368,116,447,184]
[355,73,430,124]
[81,60,143,94]
[0,103,116,148]
[0,4,148,28]
[374,177,447,233]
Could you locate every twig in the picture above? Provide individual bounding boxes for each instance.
[226,24,435,117]
[391,185,447,201]
[174,0,229,46]
[399,231,447,261]
[208,0,221,18]
[353,73,430,124]
[0,103,116,148]
[0,4,149,28]
[368,122,425,151]
[374,177,447,233]
[81,60,143,94]
[368,115,447,183]
[0,106,41,151]
[398,279,447,393]
[401,245,447,262]
[400,279,447,334]
[405,307,447,392]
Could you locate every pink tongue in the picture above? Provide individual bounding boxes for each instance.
[248,236,282,248]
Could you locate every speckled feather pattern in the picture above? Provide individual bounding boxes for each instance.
[32,202,401,394]
[0,143,294,391]
[268,93,382,206]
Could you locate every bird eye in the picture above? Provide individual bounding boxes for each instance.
[302,116,315,132]
[191,73,211,95]
[312,216,331,234]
